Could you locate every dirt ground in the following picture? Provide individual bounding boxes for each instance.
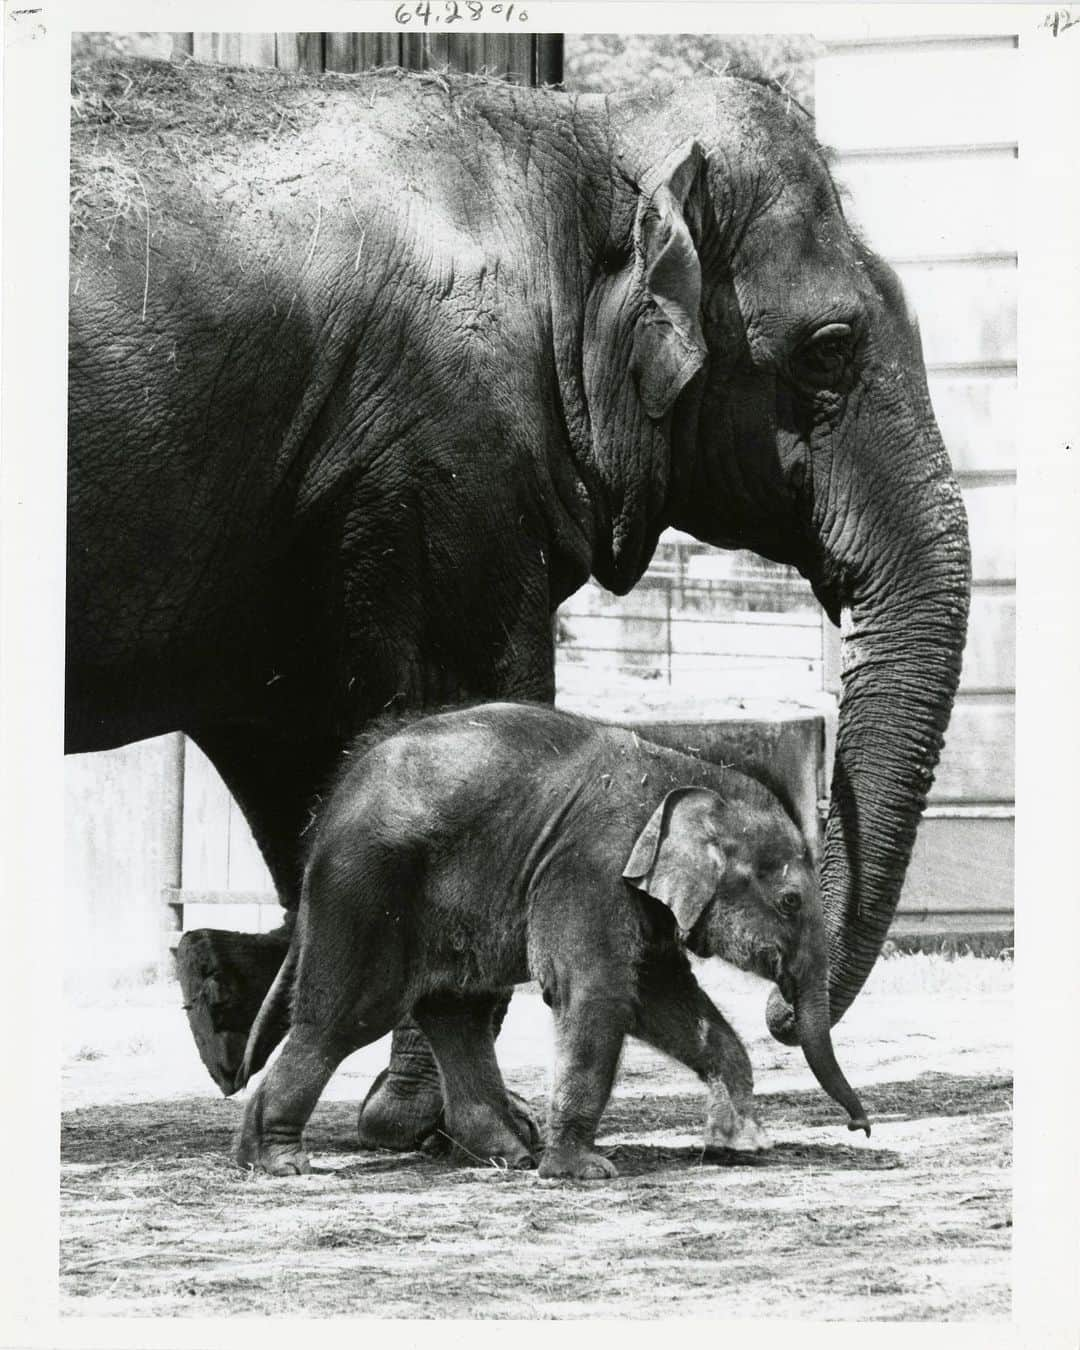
[61,955,1011,1320]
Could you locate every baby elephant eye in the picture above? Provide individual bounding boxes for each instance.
[778,889,803,916]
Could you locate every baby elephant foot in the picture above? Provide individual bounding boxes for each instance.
[441,1105,537,1170]
[705,1108,772,1154]
[235,1093,312,1175]
[234,1135,312,1176]
[257,1145,312,1176]
[538,1145,618,1181]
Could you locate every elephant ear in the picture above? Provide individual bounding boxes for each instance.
[630,140,708,420]
[622,787,726,936]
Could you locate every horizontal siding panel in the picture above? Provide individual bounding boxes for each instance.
[562,586,670,620]
[182,902,265,935]
[966,482,1015,583]
[661,658,823,695]
[889,911,1012,937]
[930,374,1016,475]
[180,739,231,892]
[835,152,1017,259]
[557,651,823,700]
[561,585,817,623]
[167,888,277,907]
[559,614,664,655]
[816,48,1018,151]
[899,815,1013,913]
[931,697,1014,802]
[669,619,820,660]
[960,590,1015,692]
[896,260,1016,367]
[65,737,182,969]
[181,739,273,894]
[560,615,820,660]
[226,800,274,892]
[826,35,1017,57]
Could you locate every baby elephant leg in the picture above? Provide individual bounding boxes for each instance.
[235,1021,361,1175]
[413,991,539,1169]
[540,979,633,1180]
[634,950,771,1153]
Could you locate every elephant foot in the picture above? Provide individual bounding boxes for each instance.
[436,1102,538,1170]
[236,1141,312,1176]
[175,925,291,1095]
[704,1105,772,1154]
[235,1087,311,1175]
[356,1066,445,1151]
[538,1145,618,1181]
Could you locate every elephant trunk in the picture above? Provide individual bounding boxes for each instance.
[768,444,971,1044]
[794,982,870,1135]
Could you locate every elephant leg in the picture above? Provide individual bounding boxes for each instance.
[355,1018,445,1151]
[411,991,538,1168]
[236,1021,379,1175]
[539,979,632,1181]
[175,723,342,1094]
[633,949,771,1153]
[235,914,409,1176]
[356,991,529,1151]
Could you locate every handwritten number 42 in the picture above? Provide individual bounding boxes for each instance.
[394,2,529,24]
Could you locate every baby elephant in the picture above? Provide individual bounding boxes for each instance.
[236,703,869,1179]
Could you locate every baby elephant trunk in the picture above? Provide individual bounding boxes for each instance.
[794,983,871,1136]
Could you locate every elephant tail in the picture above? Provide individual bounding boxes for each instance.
[234,940,299,1092]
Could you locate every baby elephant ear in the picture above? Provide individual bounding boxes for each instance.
[622,787,725,936]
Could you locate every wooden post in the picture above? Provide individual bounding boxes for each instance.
[273,33,326,71]
[535,34,564,86]
[161,734,185,946]
[192,33,277,67]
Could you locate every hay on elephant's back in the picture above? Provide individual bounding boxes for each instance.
[71,59,380,236]
[68,57,510,235]
[72,59,339,231]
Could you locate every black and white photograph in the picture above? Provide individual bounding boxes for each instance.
[1,0,1077,1338]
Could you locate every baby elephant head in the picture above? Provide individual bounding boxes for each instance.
[623,786,870,1136]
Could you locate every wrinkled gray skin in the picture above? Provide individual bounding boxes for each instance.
[68,61,968,1148]
[236,704,869,1180]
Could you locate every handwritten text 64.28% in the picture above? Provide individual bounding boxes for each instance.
[395,2,529,24]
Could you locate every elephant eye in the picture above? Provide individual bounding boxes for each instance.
[793,322,853,390]
[778,889,802,916]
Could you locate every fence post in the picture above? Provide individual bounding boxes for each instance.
[665,584,673,685]
[161,734,185,948]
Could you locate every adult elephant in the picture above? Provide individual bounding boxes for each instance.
[68,59,970,1153]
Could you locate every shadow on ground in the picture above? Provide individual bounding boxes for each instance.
[61,1070,1012,1168]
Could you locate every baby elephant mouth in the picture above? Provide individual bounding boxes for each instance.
[756,946,792,1001]
[776,971,798,1007]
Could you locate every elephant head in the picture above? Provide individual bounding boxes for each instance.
[623,786,870,1133]
[577,79,971,1042]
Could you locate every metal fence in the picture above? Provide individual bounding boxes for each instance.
[556,543,825,700]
